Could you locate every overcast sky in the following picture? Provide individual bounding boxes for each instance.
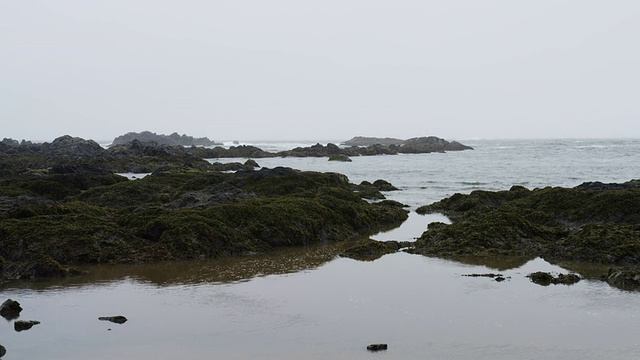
[2,1,639,142]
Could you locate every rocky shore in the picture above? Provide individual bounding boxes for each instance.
[0,136,408,283]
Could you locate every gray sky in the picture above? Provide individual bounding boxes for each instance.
[2,0,640,142]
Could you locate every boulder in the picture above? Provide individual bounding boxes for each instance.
[0,299,22,320]
[14,320,41,332]
[0,344,6,358]
[328,154,352,162]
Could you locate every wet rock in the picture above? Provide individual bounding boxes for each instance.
[0,344,6,358]
[99,316,128,324]
[0,299,23,320]
[14,320,41,332]
[244,159,259,168]
[367,344,388,351]
[340,240,401,261]
[527,272,581,286]
[603,267,640,291]
[463,273,503,278]
[328,154,352,162]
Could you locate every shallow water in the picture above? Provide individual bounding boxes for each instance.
[2,139,640,359]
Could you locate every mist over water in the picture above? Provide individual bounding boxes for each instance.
[3,139,640,360]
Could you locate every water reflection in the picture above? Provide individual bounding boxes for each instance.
[2,243,354,290]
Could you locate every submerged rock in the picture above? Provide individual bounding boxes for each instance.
[340,239,402,261]
[0,299,22,320]
[99,316,128,324]
[527,272,581,286]
[14,320,41,332]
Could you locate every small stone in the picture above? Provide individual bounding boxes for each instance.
[14,320,41,332]
[367,344,388,351]
[99,316,128,324]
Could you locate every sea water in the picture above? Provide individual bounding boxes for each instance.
[2,138,640,359]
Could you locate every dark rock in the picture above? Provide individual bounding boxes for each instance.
[372,179,399,191]
[463,273,503,278]
[0,299,23,320]
[399,136,473,153]
[14,320,41,332]
[46,135,106,157]
[99,316,128,324]
[367,344,388,351]
[0,344,6,358]
[527,272,581,286]
[341,239,401,261]
[111,131,220,147]
[495,276,506,282]
[244,159,260,168]
[342,137,404,146]
[603,267,640,291]
[328,154,352,162]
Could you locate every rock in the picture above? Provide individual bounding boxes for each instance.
[367,344,388,351]
[328,154,352,162]
[98,316,128,324]
[244,159,260,168]
[342,137,404,146]
[340,240,401,261]
[0,299,23,320]
[0,344,6,358]
[111,131,220,147]
[603,267,640,291]
[46,135,106,157]
[463,273,503,278]
[399,136,473,153]
[527,272,581,286]
[372,179,399,191]
[14,320,41,332]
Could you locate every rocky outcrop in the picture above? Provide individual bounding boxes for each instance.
[343,137,404,146]
[414,181,640,264]
[342,136,473,153]
[340,239,410,261]
[1,165,408,282]
[399,137,473,153]
[110,131,220,147]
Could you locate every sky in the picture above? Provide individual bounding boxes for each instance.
[2,0,640,142]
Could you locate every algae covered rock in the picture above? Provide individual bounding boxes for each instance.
[527,272,581,286]
[340,239,402,261]
[603,267,640,291]
[414,181,640,265]
[1,164,408,282]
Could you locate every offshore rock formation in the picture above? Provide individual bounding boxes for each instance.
[0,141,409,282]
[110,131,221,147]
[192,137,473,159]
[342,136,473,153]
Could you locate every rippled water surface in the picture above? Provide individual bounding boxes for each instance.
[2,139,640,359]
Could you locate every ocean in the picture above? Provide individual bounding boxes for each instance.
[2,138,640,360]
